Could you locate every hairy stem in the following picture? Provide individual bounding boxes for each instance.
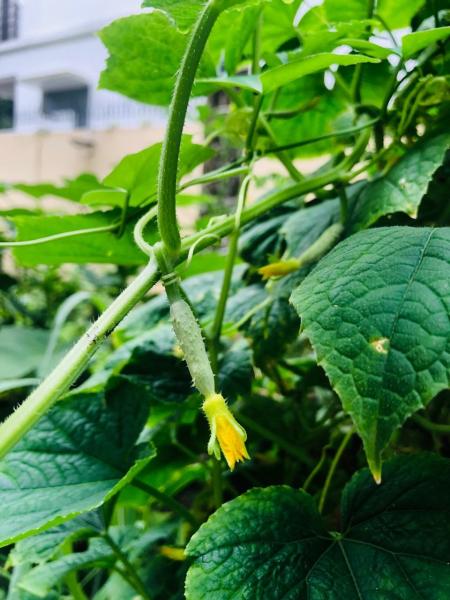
[0,164,349,459]
[180,165,345,256]
[0,260,159,460]
[157,0,221,255]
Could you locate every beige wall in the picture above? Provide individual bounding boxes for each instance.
[0,126,323,220]
[0,125,324,186]
[0,125,206,184]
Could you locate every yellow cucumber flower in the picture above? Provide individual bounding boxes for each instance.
[258,258,300,280]
[203,393,249,470]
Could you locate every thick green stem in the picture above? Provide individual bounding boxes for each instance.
[157,0,221,256]
[0,164,348,460]
[134,206,158,257]
[0,260,159,460]
[180,165,345,256]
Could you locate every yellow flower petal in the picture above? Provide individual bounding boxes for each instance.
[203,393,250,470]
[258,258,300,280]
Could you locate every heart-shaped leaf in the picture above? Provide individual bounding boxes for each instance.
[291,227,450,478]
[0,377,154,547]
[186,454,450,599]
[348,133,450,231]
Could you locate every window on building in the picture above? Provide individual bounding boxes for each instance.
[42,86,89,128]
[0,0,19,42]
[0,81,14,129]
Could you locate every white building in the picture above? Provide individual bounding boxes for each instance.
[0,0,166,132]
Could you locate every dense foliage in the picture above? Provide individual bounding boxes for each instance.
[0,0,449,598]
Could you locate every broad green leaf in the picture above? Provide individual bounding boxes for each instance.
[340,38,396,59]
[142,0,206,32]
[239,206,297,266]
[10,517,99,567]
[81,189,127,207]
[225,284,268,324]
[0,379,40,394]
[203,53,380,94]
[19,538,114,597]
[377,0,426,29]
[18,526,151,598]
[268,73,348,157]
[186,454,450,599]
[282,199,340,256]
[14,174,102,203]
[104,322,251,404]
[0,381,154,547]
[124,454,206,507]
[104,325,193,404]
[402,26,450,59]
[143,0,268,34]
[0,327,48,379]
[99,12,213,105]
[226,284,300,364]
[10,211,152,266]
[260,0,302,55]
[218,339,253,399]
[176,192,215,206]
[7,563,59,600]
[97,135,214,207]
[324,0,368,23]
[82,190,211,210]
[115,269,242,343]
[261,53,379,94]
[179,251,230,278]
[291,226,450,477]
[348,134,450,231]
[222,6,260,74]
[195,74,262,93]
[114,296,170,345]
[339,60,393,108]
[297,18,377,56]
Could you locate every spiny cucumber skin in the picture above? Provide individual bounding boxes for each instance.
[170,299,215,398]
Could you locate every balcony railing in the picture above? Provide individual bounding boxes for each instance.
[0,0,19,42]
[0,100,168,132]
